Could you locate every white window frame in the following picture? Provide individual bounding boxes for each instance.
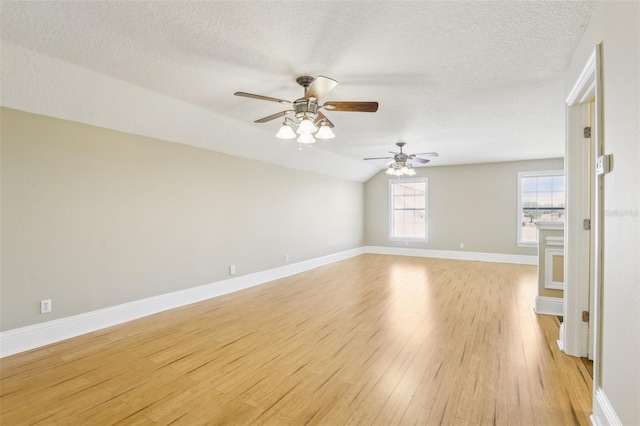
[389,177,429,242]
[517,170,564,247]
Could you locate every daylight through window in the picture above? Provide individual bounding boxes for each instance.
[389,178,428,240]
[517,171,565,245]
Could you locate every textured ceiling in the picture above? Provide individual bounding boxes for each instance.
[0,1,596,181]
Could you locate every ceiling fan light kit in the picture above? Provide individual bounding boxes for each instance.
[297,133,316,144]
[235,75,377,147]
[275,120,297,139]
[365,142,439,177]
[315,121,336,139]
[386,163,417,176]
[296,117,318,135]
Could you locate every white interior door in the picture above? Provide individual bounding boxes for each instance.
[588,101,596,361]
[563,101,591,358]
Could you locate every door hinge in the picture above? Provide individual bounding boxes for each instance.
[583,219,591,230]
[582,311,590,322]
[584,127,591,138]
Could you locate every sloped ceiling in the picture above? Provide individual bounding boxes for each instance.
[0,1,596,181]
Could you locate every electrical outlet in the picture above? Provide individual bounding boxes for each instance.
[460,243,464,249]
[284,254,289,263]
[40,299,52,314]
[229,265,236,275]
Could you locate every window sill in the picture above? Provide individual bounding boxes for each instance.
[517,241,538,248]
[389,238,429,243]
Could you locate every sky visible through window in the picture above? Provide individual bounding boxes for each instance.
[391,180,426,239]
[520,173,565,242]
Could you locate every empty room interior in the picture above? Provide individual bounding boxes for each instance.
[1,1,638,425]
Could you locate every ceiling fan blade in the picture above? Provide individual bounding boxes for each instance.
[413,152,440,157]
[305,76,338,100]
[363,156,394,160]
[314,111,335,128]
[254,110,292,123]
[412,157,430,164]
[234,92,292,105]
[323,101,379,112]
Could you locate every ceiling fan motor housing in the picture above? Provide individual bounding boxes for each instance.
[293,98,318,120]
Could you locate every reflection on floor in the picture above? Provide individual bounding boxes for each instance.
[1,255,593,425]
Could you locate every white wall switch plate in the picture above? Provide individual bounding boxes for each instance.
[596,154,611,175]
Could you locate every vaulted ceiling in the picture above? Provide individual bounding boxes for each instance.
[0,1,596,181]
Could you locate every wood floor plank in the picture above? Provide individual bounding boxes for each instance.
[0,255,593,425]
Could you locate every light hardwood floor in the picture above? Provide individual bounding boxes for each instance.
[0,255,592,425]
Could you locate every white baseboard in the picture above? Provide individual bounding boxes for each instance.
[0,247,364,358]
[534,295,564,316]
[557,322,565,351]
[591,388,622,426]
[0,246,536,358]
[363,246,537,265]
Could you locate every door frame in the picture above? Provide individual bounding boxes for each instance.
[564,42,604,403]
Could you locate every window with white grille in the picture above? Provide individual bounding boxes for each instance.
[517,170,565,245]
[389,178,428,241]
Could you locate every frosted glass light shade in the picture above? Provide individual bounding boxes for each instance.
[315,124,335,139]
[297,118,318,134]
[297,133,316,144]
[276,124,296,139]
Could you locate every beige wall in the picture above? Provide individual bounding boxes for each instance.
[565,1,639,424]
[1,108,364,331]
[364,158,564,255]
